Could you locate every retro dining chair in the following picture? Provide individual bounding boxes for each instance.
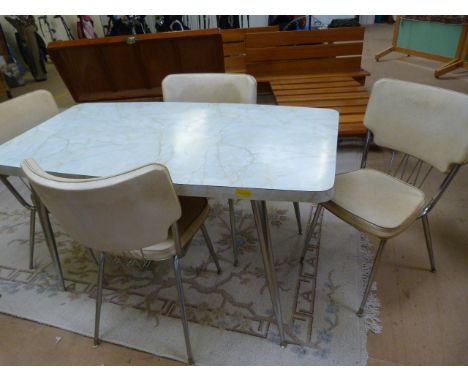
[300,78,468,316]
[21,159,222,365]
[162,73,303,266]
[0,90,59,269]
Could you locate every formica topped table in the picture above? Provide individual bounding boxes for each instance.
[0,101,339,346]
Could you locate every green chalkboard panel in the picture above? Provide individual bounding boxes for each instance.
[397,18,463,59]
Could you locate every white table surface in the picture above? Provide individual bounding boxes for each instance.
[0,102,339,202]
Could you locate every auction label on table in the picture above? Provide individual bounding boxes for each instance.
[235,188,252,198]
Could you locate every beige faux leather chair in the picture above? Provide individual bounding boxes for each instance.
[0,90,59,269]
[162,73,303,266]
[300,78,468,316]
[21,159,222,365]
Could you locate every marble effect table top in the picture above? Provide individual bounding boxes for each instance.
[0,102,339,202]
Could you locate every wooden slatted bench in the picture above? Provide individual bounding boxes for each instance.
[222,26,279,73]
[244,27,370,136]
[269,75,369,136]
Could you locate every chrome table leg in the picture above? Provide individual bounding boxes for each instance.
[201,223,222,274]
[228,199,240,266]
[94,252,105,346]
[29,207,36,269]
[421,214,436,272]
[31,191,66,291]
[293,201,302,235]
[300,204,323,264]
[251,200,287,348]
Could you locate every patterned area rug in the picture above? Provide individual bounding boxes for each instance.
[0,178,380,365]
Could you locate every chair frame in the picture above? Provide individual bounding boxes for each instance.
[0,90,59,269]
[301,130,462,316]
[27,169,221,366]
[1,176,37,269]
[93,220,220,365]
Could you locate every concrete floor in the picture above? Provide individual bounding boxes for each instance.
[0,24,467,365]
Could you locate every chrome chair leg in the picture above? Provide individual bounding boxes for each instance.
[200,223,222,274]
[173,255,195,365]
[421,214,436,272]
[357,239,387,316]
[94,252,105,346]
[32,192,66,291]
[293,202,302,235]
[228,199,240,266]
[29,207,36,269]
[299,204,323,264]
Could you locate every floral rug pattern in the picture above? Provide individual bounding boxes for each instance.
[0,179,376,365]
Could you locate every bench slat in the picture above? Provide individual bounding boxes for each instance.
[340,114,365,124]
[339,122,368,136]
[276,91,369,102]
[245,27,365,48]
[248,56,362,77]
[273,86,367,96]
[223,42,245,56]
[222,26,279,43]
[277,98,370,107]
[330,105,368,114]
[246,42,363,63]
[270,80,360,90]
[224,56,246,72]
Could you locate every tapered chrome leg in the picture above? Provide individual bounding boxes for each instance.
[29,207,36,269]
[357,240,387,316]
[251,200,287,348]
[94,252,105,346]
[87,248,99,266]
[32,191,66,291]
[293,202,302,235]
[421,214,436,272]
[200,223,222,274]
[228,199,240,266]
[173,255,194,365]
[300,204,323,264]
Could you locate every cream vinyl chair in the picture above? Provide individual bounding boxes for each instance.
[0,90,59,269]
[300,78,468,316]
[162,73,303,266]
[21,160,222,365]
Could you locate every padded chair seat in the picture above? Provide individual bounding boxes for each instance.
[126,196,210,262]
[324,168,426,239]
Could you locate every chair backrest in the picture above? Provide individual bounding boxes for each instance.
[364,79,468,173]
[162,73,257,104]
[244,27,365,78]
[0,90,59,144]
[21,159,181,252]
[222,26,279,73]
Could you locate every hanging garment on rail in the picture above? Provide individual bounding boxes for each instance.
[154,16,189,32]
[216,16,240,29]
[107,16,150,36]
[77,16,98,39]
[5,16,47,81]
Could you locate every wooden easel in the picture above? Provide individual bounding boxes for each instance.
[375,16,468,78]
